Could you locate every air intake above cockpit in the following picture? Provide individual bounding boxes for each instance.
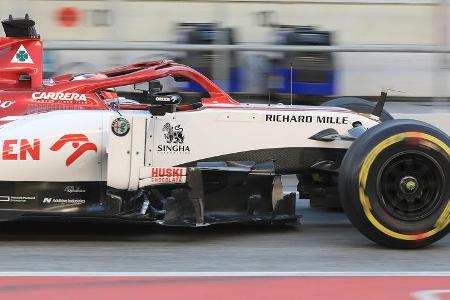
[2,14,39,38]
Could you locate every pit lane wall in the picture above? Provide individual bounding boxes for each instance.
[2,0,449,98]
[387,102,450,133]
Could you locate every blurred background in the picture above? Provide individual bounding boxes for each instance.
[2,0,449,102]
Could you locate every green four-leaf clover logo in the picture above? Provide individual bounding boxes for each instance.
[16,50,29,62]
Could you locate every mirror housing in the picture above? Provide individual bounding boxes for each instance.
[134,81,149,91]
[134,81,162,94]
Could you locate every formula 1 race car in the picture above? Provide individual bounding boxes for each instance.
[0,15,448,248]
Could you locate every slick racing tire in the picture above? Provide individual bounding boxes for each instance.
[322,97,393,121]
[339,119,450,248]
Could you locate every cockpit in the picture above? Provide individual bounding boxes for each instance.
[45,60,238,112]
[96,76,205,113]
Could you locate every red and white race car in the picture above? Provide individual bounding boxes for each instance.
[0,15,448,248]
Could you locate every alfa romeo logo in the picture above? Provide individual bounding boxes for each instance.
[111,117,130,137]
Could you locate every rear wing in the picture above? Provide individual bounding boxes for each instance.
[0,14,43,90]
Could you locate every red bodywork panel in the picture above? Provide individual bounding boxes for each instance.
[0,37,43,90]
[0,56,240,122]
[0,17,238,124]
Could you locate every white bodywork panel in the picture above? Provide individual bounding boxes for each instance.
[106,114,148,190]
[150,105,377,167]
[106,115,133,189]
[0,110,105,182]
[0,104,379,190]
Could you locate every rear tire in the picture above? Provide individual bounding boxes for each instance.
[339,119,450,248]
[322,97,393,121]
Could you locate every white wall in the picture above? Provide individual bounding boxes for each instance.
[9,0,440,44]
[2,0,449,97]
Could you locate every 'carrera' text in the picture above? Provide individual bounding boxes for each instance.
[32,92,87,102]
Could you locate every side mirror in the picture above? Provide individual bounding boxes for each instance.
[134,81,162,94]
[134,81,149,92]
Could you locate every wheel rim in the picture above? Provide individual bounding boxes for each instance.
[376,150,445,222]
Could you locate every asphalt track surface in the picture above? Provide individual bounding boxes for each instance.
[0,196,448,272]
[0,103,448,273]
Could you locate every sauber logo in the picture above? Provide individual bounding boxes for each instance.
[50,134,97,166]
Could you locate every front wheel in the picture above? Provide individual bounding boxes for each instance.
[339,119,450,248]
